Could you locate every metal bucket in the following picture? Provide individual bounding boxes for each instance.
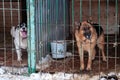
[51,40,66,59]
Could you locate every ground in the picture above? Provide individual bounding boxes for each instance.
[0,33,120,80]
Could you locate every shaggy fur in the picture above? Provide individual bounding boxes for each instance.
[75,21,106,70]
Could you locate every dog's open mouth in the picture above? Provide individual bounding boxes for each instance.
[21,31,27,38]
[84,32,91,40]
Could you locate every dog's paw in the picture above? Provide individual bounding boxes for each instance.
[17,52,22,61]
[103,57,107,62]
[92,56,95,60]
[86,66,92,71]
[17,57,22,61]
[80,66,84,71]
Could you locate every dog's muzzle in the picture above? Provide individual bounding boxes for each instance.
[84,32,91,40]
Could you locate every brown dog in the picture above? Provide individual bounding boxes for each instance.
[75,21,106,71]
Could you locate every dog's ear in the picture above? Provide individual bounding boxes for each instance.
[87,16,93,23]
[87,17,97,24]
[75,21,80,26]
[75,21,81,30]
[15,24,20,29]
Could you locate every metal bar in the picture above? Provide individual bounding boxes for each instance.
[12,23,113,28]
[33,40,120,45]
[115,0,118,73]
[45,0,47,53]
[27,0,31,73]
[39,0,43,62]
[98,0,101,75]
[17,0,20,23]
[63,0,66,73]
[71,54,120,59]
[0,8,25,10]
[43,0,45,59]
[89,0,91,17]
[106,0,109,69]
[10,0,14,73]
[26,0,36,73]
[35,0,38,63]
[55,0,58,28]
[80,0,82,22]
[47,0,50,53]
[0,0,19,2]
[2,0,7,66]
[72,0,75,73]
[55,0,58,72]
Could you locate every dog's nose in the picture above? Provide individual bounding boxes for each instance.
[23,27,25,29]
[22,27,26,30]
[84,32,91,39]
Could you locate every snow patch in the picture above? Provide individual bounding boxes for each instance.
[0,68,5,74]
[0,66,28,74]
[36,54,52,70]
[0,71,120,80]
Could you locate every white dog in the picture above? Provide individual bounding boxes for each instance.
[11,23,27,61]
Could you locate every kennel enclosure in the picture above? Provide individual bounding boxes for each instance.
[0,0,120,76]
[30,0,120,74]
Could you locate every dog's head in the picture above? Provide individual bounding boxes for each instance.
[17,23,27,38]
[81,21,92,39]
[75,21,94,40]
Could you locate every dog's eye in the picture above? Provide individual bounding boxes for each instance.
[82,27,90,31]
[88,27,90,29]
[82,27,86,30]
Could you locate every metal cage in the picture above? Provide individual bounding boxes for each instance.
[0,0,120,78]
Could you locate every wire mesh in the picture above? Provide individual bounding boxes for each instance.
[0,0,27,74]
[0,0,120,79]
[35,0,120,76]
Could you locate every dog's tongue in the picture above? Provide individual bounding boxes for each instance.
[22,31,27,38]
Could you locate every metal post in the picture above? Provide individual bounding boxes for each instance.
[115,0,118,73]
[72,0,74,72]
[80,0,82,22]
[39,0,43,61]
[26,0,36,73]
[47,0,50,52]
[106,0,109,69]
[98,0,101,74]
